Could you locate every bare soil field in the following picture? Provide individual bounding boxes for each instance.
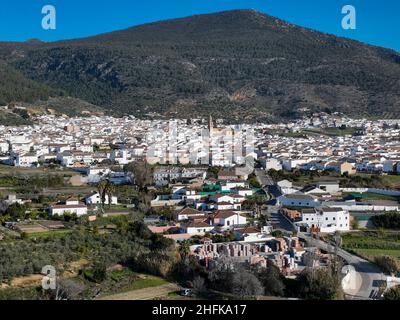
[97,283,180,300]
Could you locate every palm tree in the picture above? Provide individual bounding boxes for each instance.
[96,180,108,216]
[179,240,191,259]
[106,182,115,209]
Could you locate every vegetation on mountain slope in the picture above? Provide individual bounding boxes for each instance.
[0,10,399,122]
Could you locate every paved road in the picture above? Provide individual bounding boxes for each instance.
[266,207,295,232]
[257,174,385,300]
[274,210,384,300]
[255,169,274,187]
[298,232,384,300]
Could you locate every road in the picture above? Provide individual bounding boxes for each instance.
[256,168,385,300]
[266,207,295,233]
[298,232,384,300]
[255,169,274,187]
[274,210,384,300]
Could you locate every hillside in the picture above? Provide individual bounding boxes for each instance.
[0,9,399,122]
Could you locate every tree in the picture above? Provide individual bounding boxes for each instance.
[383,286,400,300]
[297,267,343,300]
[374,256,400,275]
[91,262,107,283]
[124,161,152,190]
[106,183,115,209]
[96,180,108,215]
[271,230,283,237]
[192,276,207,297]
[247,173,261,188]
[0,200,9,213]
[208,256,236,293]
[351,217,359,230]
[232,269,264,298]
[159,206,175,221]
[257,260,285,296]
[53,279,86,300]
[179,240,191,259]
[3,203,31,221]
[372,212,400,229]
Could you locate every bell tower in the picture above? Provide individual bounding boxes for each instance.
[208,115,213,135]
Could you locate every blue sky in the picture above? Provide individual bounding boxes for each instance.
[0,0,399,51]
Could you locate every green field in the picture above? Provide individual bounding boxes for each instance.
[25,229,73,239]
[125,275,168,291]
[342,231,400,263]
[352,173,400,189]
[98,269,170,298]
[303,127,358,137]
[343,192,400,202]
[0,164,76,175]
[380,175,400,188]
[354,248,400,260]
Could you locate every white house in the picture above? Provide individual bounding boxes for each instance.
[301,185,329,196]
[277,179,292,188]
[15,153,38,167]
[0,140,9,153]
[110,149,131,165]
[180,221,214,235]
[214,201,240,210]
[4,194,24,205]
[234,187,253,197]
[277,179,298,195]
[211,210,247,230]
[176,207,206,221]
[209,194,244,204]
[234,226,272,242]
[383,160,400,173]
[49,198,88,216]
[84,192,118,206]
[220,180,247,191]
[208,194,243,210]
[277,193,320,207]
[315,181,340,193]
[171,185,187,200]
[299,207,350,233]
[282,158,313,171]
[260,158,282,171]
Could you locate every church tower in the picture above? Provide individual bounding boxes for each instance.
[208,115,213,135]
[208,115,213,166]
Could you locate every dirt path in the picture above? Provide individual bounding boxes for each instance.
[97,283,180,300]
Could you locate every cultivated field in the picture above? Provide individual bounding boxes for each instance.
[98,283,179,300]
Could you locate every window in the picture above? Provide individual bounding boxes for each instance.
[333,217,336,220]
[306,218,309,221]
[326,217,328,220]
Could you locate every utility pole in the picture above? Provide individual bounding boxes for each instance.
[332,231,342,285]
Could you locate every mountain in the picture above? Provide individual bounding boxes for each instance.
[0,9,399,123]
